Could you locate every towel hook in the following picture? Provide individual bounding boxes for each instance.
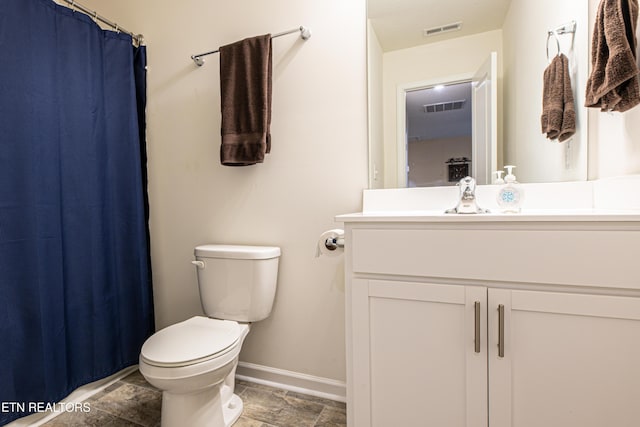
[546,30,561,63]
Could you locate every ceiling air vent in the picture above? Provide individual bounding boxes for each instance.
[423,99,466,113]
[424,21,462,37]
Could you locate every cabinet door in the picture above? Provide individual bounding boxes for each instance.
[488,289,640,427]
[353,280,487,427]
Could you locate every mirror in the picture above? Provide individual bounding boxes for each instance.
[368,0,589,188]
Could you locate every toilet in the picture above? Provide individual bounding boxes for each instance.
[139,244,281,427]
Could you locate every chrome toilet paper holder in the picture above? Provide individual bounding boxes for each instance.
[324,236,344,251]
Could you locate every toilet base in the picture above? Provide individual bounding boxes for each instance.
[139,321,251,427]
[160,383,243,427]
[223,393,244,426]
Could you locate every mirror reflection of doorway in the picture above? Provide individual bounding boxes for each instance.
[396,52,497,187]
[406,81,472,187]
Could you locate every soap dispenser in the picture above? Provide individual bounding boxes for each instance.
[493,171,505,184]
[496,165,524,213]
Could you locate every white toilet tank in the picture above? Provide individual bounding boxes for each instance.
[193,244,280,322]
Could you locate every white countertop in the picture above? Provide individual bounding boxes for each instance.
[340,176,640,223]
[336,209,640,223]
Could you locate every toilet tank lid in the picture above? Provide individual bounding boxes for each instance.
[195,244,281,260]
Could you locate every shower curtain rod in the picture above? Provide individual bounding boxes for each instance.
[190,26,311,66]
[59,0,144,45]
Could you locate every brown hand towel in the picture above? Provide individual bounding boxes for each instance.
[541,53,576,142]
[219,34,272,166]
[585,0,640,112]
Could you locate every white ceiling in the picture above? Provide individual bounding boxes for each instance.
[406,82,472,141]
[368,0,512,52]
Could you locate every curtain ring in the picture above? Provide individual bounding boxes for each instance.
[546,30,561,63]
[93,11,98,22]
[114,23,119,33]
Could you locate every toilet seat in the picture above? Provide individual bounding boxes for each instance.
[140,316,242,368]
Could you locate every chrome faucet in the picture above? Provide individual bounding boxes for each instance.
[445,176,489,214]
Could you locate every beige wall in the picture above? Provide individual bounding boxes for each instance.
[502,0,640,182]
[78,0,368,384]
[381,30,503,187]
[502,0,588,183]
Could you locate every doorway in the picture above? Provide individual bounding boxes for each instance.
[395,52,498,188]
[406,81,472,187]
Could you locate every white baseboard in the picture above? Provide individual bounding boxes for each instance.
[235,361,346,403]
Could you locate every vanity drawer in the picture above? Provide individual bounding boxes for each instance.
[351,227,640,290]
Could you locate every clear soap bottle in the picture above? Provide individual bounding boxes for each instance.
[496,165,524,213]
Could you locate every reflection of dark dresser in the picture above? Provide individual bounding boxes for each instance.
[446,157,470,182]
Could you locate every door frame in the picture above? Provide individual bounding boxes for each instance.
[396,51,498,187]
[472,52,498,185]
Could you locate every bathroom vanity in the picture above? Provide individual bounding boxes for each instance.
[338,183,640,427]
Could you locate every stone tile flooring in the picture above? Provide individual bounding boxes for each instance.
[41,370,346,427]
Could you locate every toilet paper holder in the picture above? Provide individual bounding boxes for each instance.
[324,236,344,251]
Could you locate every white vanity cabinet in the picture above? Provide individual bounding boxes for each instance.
[339,213,640,427]
[352,279,488,427]
[488,288,640,427]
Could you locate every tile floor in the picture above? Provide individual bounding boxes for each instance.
[41,370,347,427]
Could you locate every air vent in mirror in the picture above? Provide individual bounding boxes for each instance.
[423,99,466,113]
[424,22,463,37]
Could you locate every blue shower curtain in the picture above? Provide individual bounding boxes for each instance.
[0,0,154,424]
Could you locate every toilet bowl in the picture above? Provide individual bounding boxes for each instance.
[139,316,250,427]
[139,244,280,427]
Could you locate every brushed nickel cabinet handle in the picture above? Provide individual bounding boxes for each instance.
[474,301,481,353]
[498,304,505,358]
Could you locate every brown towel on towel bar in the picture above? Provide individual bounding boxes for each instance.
[585,0,640,112]
[541,53,576,142]
[219,34,272,166]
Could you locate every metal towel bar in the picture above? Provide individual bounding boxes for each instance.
[191,26,311,66]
